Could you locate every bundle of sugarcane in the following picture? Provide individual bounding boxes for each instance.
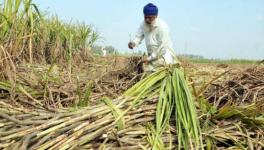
[0,96,160,150]
[1,97,264,150]
[125,65,203,150]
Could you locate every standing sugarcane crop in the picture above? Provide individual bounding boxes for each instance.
[128,3,179,72]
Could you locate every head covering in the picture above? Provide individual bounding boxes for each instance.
[143,3,158,16]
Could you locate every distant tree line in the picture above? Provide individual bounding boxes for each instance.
[179,54,205,59]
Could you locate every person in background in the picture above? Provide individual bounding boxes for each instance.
[101,47,107,57]
[128,3,179,71]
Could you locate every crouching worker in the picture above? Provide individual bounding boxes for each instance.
[128,3,179,72]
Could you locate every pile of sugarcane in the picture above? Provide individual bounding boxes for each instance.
[0,66,264,149]
[205,67,264,108]
[0,97,159,149]
[94,56,144,97]
[0,57,143,109]
[200,66,264,149]
[0,64,93,109]
[125,65,203,149]
[0,65,203,150]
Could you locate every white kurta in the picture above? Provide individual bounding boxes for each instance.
[132,18,178,70]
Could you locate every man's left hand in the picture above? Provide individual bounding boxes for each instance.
[141,58,149,65]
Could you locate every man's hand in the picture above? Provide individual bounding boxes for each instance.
[141,57,149,65]
[128,42,136,49]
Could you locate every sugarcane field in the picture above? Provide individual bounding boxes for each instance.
[0,1,264,150]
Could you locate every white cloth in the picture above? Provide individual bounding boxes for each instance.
[101,48,106,57]
[132,18,177,66]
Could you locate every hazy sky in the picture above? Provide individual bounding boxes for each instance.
[32,0,264,59]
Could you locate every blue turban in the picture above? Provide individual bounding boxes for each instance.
[143,3,158,16]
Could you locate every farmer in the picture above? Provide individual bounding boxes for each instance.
[128,3,179,71]
[101,47,107,57]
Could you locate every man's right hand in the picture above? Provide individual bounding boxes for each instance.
[128,42,136,49]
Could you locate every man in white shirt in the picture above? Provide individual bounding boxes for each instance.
[101,47,107,57]
[128,3,178,71]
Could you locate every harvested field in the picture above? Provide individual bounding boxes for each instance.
[1,58,263,149]
[0,1,263,149]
